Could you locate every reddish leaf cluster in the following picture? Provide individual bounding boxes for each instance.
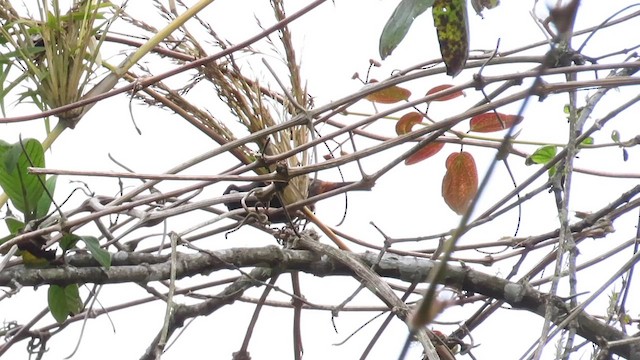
[396,112,444,165]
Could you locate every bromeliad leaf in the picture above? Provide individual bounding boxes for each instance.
[0,139,46,220]
[379,0,435,59]
[432,0,469,77]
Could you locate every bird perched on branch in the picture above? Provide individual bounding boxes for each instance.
[223,179,354,223]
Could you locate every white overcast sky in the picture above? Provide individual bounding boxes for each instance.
[2,1,640,359]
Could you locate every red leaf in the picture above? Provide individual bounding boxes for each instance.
[396,112,424,135]
[469,112,523,133]
[425,84,464,102]
[365,80,411,104]
[442,151,478,214]
[405,142,444,165]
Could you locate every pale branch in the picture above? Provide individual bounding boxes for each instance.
[1,245,637,358]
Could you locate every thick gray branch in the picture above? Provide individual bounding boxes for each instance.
[1,247,636,358]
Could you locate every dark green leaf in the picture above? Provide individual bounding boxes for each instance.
[36,175,57,218]
[379,0,434,59]
[81,236,111,269]
[0,139,45,220]
[526,145,557,165]
[432,0,469,77]
[60,233,81,252]
[48,284,83,324]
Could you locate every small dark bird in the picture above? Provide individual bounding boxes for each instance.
[223,179,353,223]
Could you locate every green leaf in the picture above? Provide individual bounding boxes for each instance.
[432,0,469,77]
[0,138,46,220]
[81,236,111,269]
[36,175,57,218]
[611,130,620,143]
[4,215,24,234]
[580,137,594,146]
[526,145,557,165]
[60,233,81,252]
[48,284,83,324]
[379,0,434,59]
[0,46,46,64]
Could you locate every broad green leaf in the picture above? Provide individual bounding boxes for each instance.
[81,236,111,269]
[60,233,81,252]
[526,146,557,165]
[5,215,24,234]
[48,284,83,324]
[432,0,469,77]
[36,175,57,218]
[379,0,435,59]
[0,139,45,220]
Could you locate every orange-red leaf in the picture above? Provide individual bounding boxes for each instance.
[442,151,478,215]
[469,112,523,133]
[405,142,444,165]
[396,112,424,135]
[365,80,411,104]
[425,84,464,102]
